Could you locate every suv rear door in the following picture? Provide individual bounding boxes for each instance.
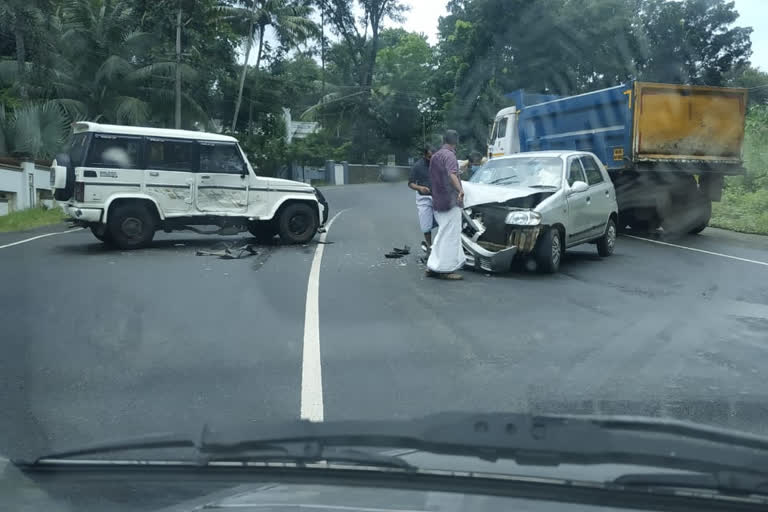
[144,137,195,215]
[195,142,249,213]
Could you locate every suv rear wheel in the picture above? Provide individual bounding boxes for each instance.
[277,203,319,244]
[108,202,156,250]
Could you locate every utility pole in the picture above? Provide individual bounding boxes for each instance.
[175,1,182,129]
[320,5,326,129]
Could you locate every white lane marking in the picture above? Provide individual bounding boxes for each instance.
[0,227,84,250]
[623,234,768,267]
[301,209,348,422]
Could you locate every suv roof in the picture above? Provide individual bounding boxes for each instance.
[72,122,238,143]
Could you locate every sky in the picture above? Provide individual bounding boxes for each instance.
[396,0,768,71]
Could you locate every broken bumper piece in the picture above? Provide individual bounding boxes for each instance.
[462,235,517,273]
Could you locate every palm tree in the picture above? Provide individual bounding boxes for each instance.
[227,0,318,131]
[51,0,205,127]
[0,101,70,159]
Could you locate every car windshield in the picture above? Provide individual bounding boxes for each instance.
[2,0,768,510]
[470,156,563,188]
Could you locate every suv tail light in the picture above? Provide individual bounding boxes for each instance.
[74,182,85,202]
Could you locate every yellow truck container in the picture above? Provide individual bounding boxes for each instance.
[633,82,747,164]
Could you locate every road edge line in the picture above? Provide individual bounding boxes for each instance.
[300,209,348,422]
[623,234,768,267]
[0,227,84,250]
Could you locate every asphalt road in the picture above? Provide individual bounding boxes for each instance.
[2,182,768,460]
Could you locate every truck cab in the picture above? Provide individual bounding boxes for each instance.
[487,106,520,159]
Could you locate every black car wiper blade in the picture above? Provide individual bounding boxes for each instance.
[25,432,412,471]
[488,177,519,184]
[615,471,768,495]
[31,433,196,462]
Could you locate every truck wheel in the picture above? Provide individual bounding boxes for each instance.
[597,219,617,257]
[248,221,277,242]
[534,227,562,273]
[108,203,156,250]
[91,226,114,245]
[688,197,712,235]
[277,203,319,244]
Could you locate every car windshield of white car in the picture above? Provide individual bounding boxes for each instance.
[471,157,562,188]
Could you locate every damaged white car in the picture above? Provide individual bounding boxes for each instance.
[462,151,618,273]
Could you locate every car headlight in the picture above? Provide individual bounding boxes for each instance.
[505,210,541,226]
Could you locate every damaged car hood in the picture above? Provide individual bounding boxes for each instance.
[463,181,557,208]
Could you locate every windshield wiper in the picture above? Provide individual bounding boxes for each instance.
[23,431,413,470]
[22,413,768,494]
[527,184,558,188]
[488,176,520,185]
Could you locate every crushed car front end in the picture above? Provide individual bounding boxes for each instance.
[461,182,561,273]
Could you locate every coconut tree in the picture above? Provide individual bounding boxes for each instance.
[0,101,70,159]
[227,0,318,131]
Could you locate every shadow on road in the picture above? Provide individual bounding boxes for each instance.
[50,236,321,256]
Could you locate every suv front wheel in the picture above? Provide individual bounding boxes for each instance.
[108,202,156,250]
[277,202,319,244]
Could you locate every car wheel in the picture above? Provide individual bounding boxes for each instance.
[91,225,114,245]
[248,221,277,242]
[534,227,562,273]
[277,203,319,244]
[597,218,617,257]
[108,203,156,250]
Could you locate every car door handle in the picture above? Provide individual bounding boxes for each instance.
[201,175,211,180]
[149,171,159,177]
[586,196,591,203]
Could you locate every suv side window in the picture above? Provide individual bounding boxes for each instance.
[147,138,195,172]
[199,142,246,174]
[568,159,586,186]
[580,156,604,185]
[85,134,141,169]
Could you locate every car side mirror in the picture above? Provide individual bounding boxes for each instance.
[240,165,248,179]
[569,181,588,194]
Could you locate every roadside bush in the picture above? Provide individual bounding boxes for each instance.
[711,186,768,235]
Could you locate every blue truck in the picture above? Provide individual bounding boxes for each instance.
[488,81,748,233]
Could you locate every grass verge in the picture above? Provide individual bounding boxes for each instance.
[0,206,66,233]
[711,188,768,235]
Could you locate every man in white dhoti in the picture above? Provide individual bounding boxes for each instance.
[426,130,465,280]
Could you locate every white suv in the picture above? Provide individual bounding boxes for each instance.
[52,122,328,249]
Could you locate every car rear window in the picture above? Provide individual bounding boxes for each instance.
[85,135,141,169]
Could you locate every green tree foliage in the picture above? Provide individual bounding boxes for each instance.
[434,0,754,154]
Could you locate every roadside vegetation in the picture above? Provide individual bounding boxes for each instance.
[0,206,64,233]
[711,105,768,235]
